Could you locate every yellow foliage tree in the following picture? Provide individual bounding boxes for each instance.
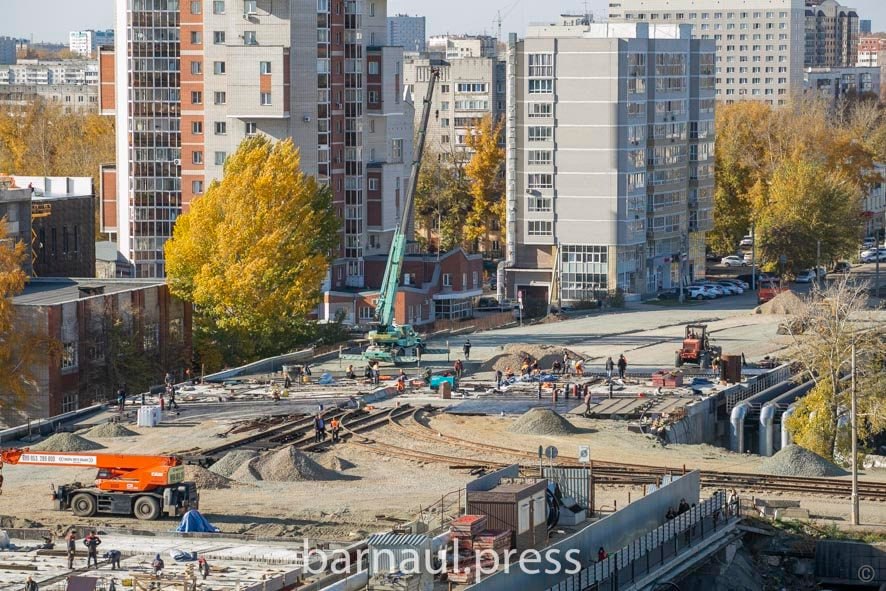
[464,115,505,250]
[164,136,340,366]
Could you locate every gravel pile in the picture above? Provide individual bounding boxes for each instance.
[324,456,356,471]
[85,422,138,438]
[208,450,258,478]
[29,432,105,452]
[482,344,585,373]
[183,465,232,489]
[759,445,847,477]
[507,408,579,436]
[231,446,346,482]
[755,291,803,315]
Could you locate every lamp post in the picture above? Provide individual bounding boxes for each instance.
[851,342,859,525]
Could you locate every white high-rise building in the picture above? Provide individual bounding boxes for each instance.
[69,30,114,58]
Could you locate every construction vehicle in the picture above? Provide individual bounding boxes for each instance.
[344,68,441,365]
[0,448,198,520]
[675,324,722,368]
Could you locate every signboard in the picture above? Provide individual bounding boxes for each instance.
[544,446,559,460]
[20,453,97,466]
[577,445,590,464]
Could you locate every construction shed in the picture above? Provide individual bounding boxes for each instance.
[466,479,548,550]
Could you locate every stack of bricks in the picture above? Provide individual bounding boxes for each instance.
[447,516,512,585]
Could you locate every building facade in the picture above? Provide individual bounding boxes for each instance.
[803,65,879,101]
[0,83,98,113]
[859,19,871,34]
[0,37,16,65]
[0,177,34,276]
[609,0,806,104]
[102,0,413,290]
[503,23,715,309]
[804,0,859,68]
[856,36,885,66]
[0,59,99,85]
[427,35,498,59]
[69,30,116,58]
[387,14,425,52]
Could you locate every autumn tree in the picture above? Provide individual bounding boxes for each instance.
[783,276,886,462]
[463,115,505,251]
[164,136,340,368]
[414,150,472,252]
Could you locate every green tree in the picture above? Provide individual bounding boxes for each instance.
[164,136,340,368]
[414,150,472,252]
[463,115,505,250]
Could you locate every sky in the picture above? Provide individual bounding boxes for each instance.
[2,0,886,43]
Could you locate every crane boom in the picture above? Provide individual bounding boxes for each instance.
[374,68,440,328]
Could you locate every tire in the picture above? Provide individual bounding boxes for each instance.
[133,495,161,521]
[71,493,96,517]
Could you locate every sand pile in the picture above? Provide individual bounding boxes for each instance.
[755,290,803,315]
[183,465,232,489]
[29,432,104,452]
[482,344,585,373]
[323,456,356,471]
[85,422,138,438]
[231,446,346,482]
[209,450,258,478]
[507,408,579,436]
[759,445,847,477]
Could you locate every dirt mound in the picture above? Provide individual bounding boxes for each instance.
[507,408,579,436]
[755,290,803,315]
[29,432,104,452]
[0,515,42,528]
[85,422,138,438]
[323,456,356,471]
[759,445,847,477]
[481,344,584,373]
[183,465,232,489]
[209,450,258,478]
[231,446,346,482]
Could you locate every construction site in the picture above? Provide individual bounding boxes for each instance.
[0,292,884,591]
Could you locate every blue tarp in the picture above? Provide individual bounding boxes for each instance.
[176,510,219,533]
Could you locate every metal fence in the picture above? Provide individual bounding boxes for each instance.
[725,364,793,411]
[545,490,739,591]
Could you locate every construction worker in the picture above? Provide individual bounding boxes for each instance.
[116,387,126,413]
[65,531,77,569]
[108,579,117,591]
[167,385,179,410]
[495,369,503,389]
[151,554,164,576]
[330,417,341,443]
[24,576,37,591]
[423,367,432,383]
[314,415,325,443]
[574,358,584,377]
[346,364,356,380]
[83,530,101,568]
[617,354,627,380]
[198,557,210,580]
[463,339,472,360]
[604,357,614,380]
[104,550,122,570]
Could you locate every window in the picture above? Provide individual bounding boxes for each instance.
[528,103,552,118]
[190,0,201,14]
[244,0,257,14]
[192,180,204,194]
[215,121,227,134]
[527,221,553,236]
[214,31,226,44]
[368,178,378,191]
[456,83,488,93]
[528,53,554,77]
[454,99,488,110]
[260,92,272,105]
[214,61,226,74]
[527,150,552,165]
[192,151,203,164]
[443,273,452,287]
[527,173,553,189]
[215,151,227,165]
[368,90,379,103]
[190,31,202,44]
[368,61,379,75]
[392,139,403,161]
[61,342,78,371]
[191,61,202,75]
[244,30,257,45]
[440,118,449,128]
[260,61,271,74]
[528,126,552,142]
[245,121,257,135]
[527,195,552,212]
[214,91,226,104]
[528,79,553,94]
[191,121,203,134]
[191,91,202,104]
[213,0,225,13]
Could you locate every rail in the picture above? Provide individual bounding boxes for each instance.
[725,364,793,411]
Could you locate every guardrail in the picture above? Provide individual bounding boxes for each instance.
[0,404,106,444]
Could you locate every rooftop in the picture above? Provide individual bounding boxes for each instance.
[527,22,691,40]
[11,175,93,199]
[14,277,165,307]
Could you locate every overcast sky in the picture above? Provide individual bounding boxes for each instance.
[2,0,885,43]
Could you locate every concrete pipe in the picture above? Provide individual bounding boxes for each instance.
[759,402,777,457]
[780,404,797,450]
[730,402,750,453]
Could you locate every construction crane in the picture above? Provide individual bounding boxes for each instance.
[351,68,440,365]
[0,448,199,520]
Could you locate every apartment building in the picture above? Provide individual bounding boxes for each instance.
[609,0,806,104]
[804,65,879,101]
[0,37,16,65]
[387,14,425,52]
[0,84,98,113]
[69,30,116,58]
[805,0,859,68]
[101,0,413,293]
[856,36,885,66]
[502,23,715,309]
[0,59,99,85]
[427,35,498,59]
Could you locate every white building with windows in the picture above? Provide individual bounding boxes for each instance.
[502,22,715,308]
[387,14,425,52]
[69,30,115,58]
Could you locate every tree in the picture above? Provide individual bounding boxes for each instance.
[783,276,886,462]
[164,136,340,367]
[463,116,505,250]
[414,150,472,252]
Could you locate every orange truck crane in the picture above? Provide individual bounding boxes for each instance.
[0,449,198,520]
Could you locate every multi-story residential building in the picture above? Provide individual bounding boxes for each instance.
[856,36,885,66]
[69,30,115,58]
[0,176,35,276]
[427,35,498,59]
[0,59,99,85]
[805,0,859,68]
[502,23,715,310]
[0,37,17,65]
[0,84,98,113]
[859,19,871,34]
[387,14,425,52]
[804,65,879,101]
[101,0,413,295]
[609,0,806,104]
[864,163,885,240]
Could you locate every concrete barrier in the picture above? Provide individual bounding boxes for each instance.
[0,404,106,444]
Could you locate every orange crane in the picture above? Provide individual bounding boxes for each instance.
[0,448,199,520]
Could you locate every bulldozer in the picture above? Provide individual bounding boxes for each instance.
[675,324,721,369]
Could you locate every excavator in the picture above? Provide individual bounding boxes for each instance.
[0,448,198,520]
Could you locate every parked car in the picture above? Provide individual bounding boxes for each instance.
[720,278,750,290]
[794,269,816,283]
[715,280,743,294]
[686,286,711,300]
[862,236,878,249]
[743,252,753,264]
[739,235,754,248]
[691,283,724,297]
[736,272,773,285]
[656,289,679,300]
[720,255,744,267]
[861,248,886,263]
[832,261,851,274]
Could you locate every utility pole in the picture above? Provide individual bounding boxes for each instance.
[750,223,756,292]
[851,342,859,525]
[816,239,821,289]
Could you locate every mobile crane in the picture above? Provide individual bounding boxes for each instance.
[345,68,441,365]
[0,448,199,520]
